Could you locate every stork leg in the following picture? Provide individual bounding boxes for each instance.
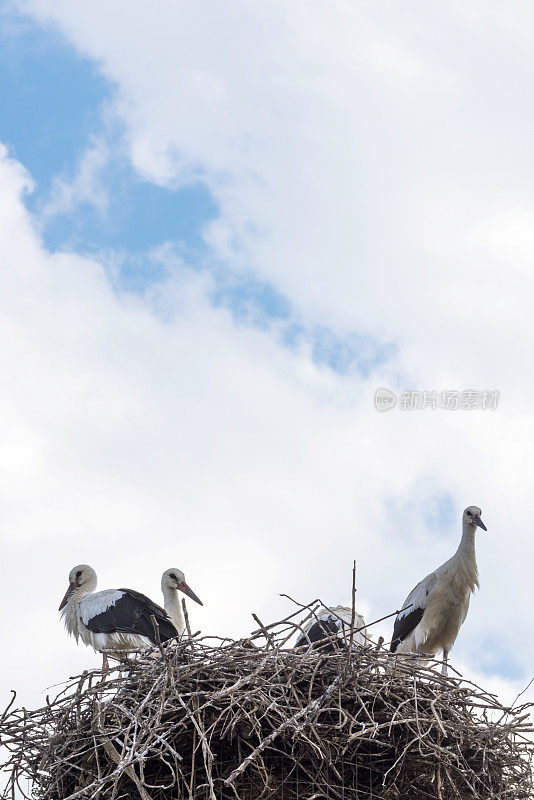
[96,652,110,702]
[442,649,449,677]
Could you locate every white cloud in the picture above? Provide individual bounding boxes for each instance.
[13,0,534,384]
[2,2,534,713]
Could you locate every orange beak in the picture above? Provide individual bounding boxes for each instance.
[178,581,203,606]
[473,514,487,531]
[58,581,79,611]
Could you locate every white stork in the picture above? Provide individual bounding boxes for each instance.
[295,605,368,652]
[59,564,179,670]
[390,505,487,675]
[161,567,203,636]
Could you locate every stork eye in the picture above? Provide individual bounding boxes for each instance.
[466,511,472,517]
[75,570,82,581]
[169,573,177,580]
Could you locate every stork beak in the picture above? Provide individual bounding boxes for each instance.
[178,581,203,606]
[58,581,78,611]
[473,515,487,531]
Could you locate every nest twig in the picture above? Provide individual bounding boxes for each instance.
[1,601,532,799]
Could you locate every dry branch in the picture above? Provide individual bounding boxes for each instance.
[1,601,532,800]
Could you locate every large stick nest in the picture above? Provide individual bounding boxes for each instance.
[1,602,532,800]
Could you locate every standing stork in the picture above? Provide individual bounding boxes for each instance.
[59,564,178,670]
[295,605,367,652]
[390,505,487,675]
[161,567,203,636]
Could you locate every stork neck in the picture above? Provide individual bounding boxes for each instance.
[163,587,185,636]
[77,583,96,600]
[67,581,96,609]
[449,519,479,592]
[61,583,95,640]
[457,520,476,553]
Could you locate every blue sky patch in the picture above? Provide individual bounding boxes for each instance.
[41,167,218,257]
[473,637,525,682]
[210,271,393,375]
[212,272,292,324]
[423,492,455,533]
[0,14,110,195]
[384,485,457,546]
[0,10,218,259]
[309,325,395,376]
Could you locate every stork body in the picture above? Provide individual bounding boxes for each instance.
[59,565,178,669]
[295,605,367,652]
[390,506,487,675]
[161,567,203,636]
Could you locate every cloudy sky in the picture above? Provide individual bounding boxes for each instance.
[1,0,533,717]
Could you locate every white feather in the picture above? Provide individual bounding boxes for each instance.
[79,590,125,626]
[397,573,437,620]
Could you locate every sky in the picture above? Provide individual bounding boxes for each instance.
[0,0,534,727]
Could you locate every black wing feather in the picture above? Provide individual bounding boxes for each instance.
[295,618,343,653]
[389,607,424,653]
[85,589,178,643]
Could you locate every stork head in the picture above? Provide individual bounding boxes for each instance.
[463,506,487,531]
[161,568,203,606]
[58,564,97,611]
